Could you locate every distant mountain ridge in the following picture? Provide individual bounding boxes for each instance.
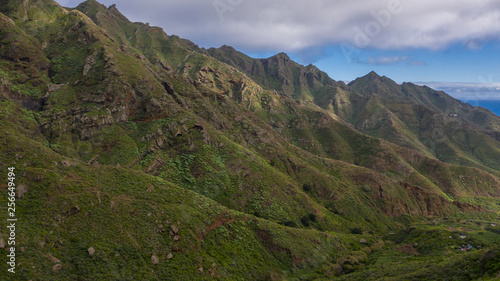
[207,45,500,174]
[206,45,348,101]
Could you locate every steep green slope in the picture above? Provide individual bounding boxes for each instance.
[0,1,499,280]
[347,72,500,175]
[205,46,500,179]
[0,99,358,280]
[75,0,200,71]
[207,45,348,101]
[0,11,49,104]
[2,98,497,280]
[349,72,500,131]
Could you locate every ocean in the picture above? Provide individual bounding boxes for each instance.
[461,100,500,117]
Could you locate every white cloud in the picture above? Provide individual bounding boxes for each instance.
[407,60,427,66]
[367,56,408,65]
[57,0,500,53]
[414,82,500,100]
[351,55,410,65]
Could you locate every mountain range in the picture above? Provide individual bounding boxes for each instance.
[0,0,499,280]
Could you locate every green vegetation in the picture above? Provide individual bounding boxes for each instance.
[0,0,499,280]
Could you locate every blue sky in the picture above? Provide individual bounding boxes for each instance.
[55,0,500,100]
[308,43,500,83]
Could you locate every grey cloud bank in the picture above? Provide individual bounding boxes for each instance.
[415,82,500,100]
[56,0,500,53]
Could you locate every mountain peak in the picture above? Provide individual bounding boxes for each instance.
[349,71,379,86]
[106,3,129,22]
[76,0,108,16]
[348,71,401,98]
[272,52,290,60]
[80,0,106,9]
[75,1,125,20]
[352,71,398,84]
[219,45,236,52]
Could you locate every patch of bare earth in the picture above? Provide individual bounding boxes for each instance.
[394,244,420,255]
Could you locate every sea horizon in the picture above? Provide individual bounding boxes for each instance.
[461,100,500,117]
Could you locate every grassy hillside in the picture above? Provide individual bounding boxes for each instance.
[0,1,499,280]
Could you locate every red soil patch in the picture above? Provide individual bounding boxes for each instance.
[199,214,236,240]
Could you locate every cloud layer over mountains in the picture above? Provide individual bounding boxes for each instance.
[58,0,500,52]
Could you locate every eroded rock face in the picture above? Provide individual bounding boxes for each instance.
[82,50,98,77]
